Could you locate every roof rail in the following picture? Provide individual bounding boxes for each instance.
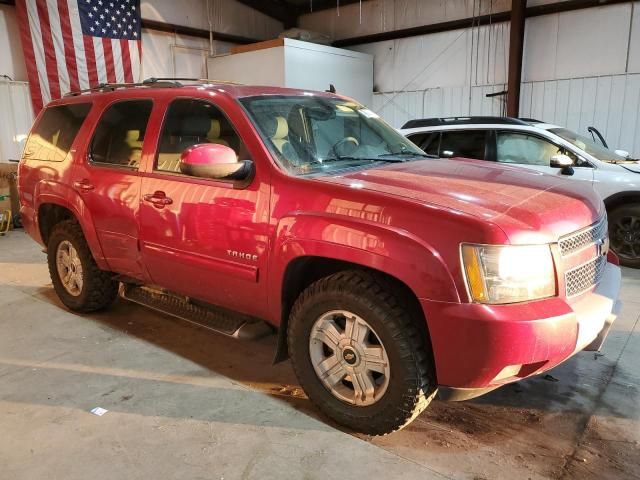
[64,78,183,97]
[63,77,243,97]
[519,117,544,123]
[401,116,530,129]
[143,77,243,85]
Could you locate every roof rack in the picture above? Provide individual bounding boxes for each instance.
[64,78,183,97]
[401,116,530,129]
[64,77,242,97]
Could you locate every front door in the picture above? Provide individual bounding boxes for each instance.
[72,99,154,279]
[138,98,270,319]
[494,130,594,184]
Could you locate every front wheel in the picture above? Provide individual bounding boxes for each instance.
[609,204,640,268]
[47,220,119,312]
[288,271,436,435]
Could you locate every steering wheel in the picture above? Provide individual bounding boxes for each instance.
[330,136,360,158]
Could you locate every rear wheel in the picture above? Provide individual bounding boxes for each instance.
[609,204,640,268]
[47,220,118,312]
[288,270,436,435]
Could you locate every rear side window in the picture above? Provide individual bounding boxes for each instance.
[439,130,487,160]
[22,103,91,162]
[407,132,440,156]
[90,100,153,168]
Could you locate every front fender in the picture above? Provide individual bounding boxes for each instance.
[268,212,460,323]
[35,181,108,270]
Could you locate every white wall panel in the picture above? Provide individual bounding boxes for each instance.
[0,81,34,163]
[353,21,509,92]
[522,14,558,82]
[373,83,506,128]
[556,5,630,78]
[141,31,233,79]
[519,74,640,157]
[0,5,28,82]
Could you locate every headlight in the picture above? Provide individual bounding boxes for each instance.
[461,244,556,304]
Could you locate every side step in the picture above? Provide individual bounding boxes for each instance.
[121,284,273,340]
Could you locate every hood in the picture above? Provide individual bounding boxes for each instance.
[621,163,640,174]
[319,158,603,244]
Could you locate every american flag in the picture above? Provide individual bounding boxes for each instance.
[16,0,142,112]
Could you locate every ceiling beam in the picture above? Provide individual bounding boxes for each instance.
[141,19,258,45]
[235,0,299,28]
[299,0,364,15]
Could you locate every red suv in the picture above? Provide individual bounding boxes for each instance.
[18,79,622,435]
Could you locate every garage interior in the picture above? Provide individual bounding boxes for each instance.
[1,1,639,479]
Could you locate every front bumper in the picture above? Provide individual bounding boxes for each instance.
[421,262,622,398]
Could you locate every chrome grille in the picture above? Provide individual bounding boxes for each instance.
[558,216,608,257]
[565,255,607,297]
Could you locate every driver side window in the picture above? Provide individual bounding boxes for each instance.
[496,132,567,166]
[155,99,249,173]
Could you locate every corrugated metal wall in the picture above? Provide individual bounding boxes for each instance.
[0,81,34,163]
[374,73,640,157]
[520,74,640,156]
[373,83,507,129]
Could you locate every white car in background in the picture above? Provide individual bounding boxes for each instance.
[401,117,640,267]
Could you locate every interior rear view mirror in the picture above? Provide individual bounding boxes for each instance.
[550,154,574,176]
[180,144,253,182]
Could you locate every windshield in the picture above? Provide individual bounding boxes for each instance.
[549,127,627,162]
[240,95,427,176]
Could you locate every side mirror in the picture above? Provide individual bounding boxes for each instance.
[614,149,630,159]
[550,154,574,176]
[180,144,253,181]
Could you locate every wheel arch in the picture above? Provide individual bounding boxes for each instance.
[603,190,640,212]
[36,192,108,270]
[270,215,458,364]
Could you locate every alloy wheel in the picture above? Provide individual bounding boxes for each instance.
[309,310,390,406]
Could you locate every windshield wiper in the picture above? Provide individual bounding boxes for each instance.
[377,152,435,159]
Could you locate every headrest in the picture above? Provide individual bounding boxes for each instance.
[125,130,141,142]
[178,114,211,137]
[208,119,221,139]
[267,116,288,139]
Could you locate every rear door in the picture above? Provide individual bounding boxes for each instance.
[493,130,594,184]
[138,97,270,319]
[72,99,154,279]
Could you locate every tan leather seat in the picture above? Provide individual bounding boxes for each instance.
[270,116,290,153]
[125,129,143,167]
[207,119,229,147]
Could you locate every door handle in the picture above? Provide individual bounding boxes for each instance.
[73,180,95,192]
[143,191,173,209]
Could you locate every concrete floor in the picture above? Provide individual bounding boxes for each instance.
[0,230,638,480]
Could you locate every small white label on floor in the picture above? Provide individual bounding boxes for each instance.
[90,407,108,416]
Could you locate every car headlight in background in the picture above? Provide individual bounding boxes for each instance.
[461,244,556,304]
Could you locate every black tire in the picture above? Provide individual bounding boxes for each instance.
[609,204,640,269]
[288,270,436,435]
[47,219,118,312]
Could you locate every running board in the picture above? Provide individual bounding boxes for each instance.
[120,284,273,340]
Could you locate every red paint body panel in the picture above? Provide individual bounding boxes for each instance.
[18,84,620,392]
